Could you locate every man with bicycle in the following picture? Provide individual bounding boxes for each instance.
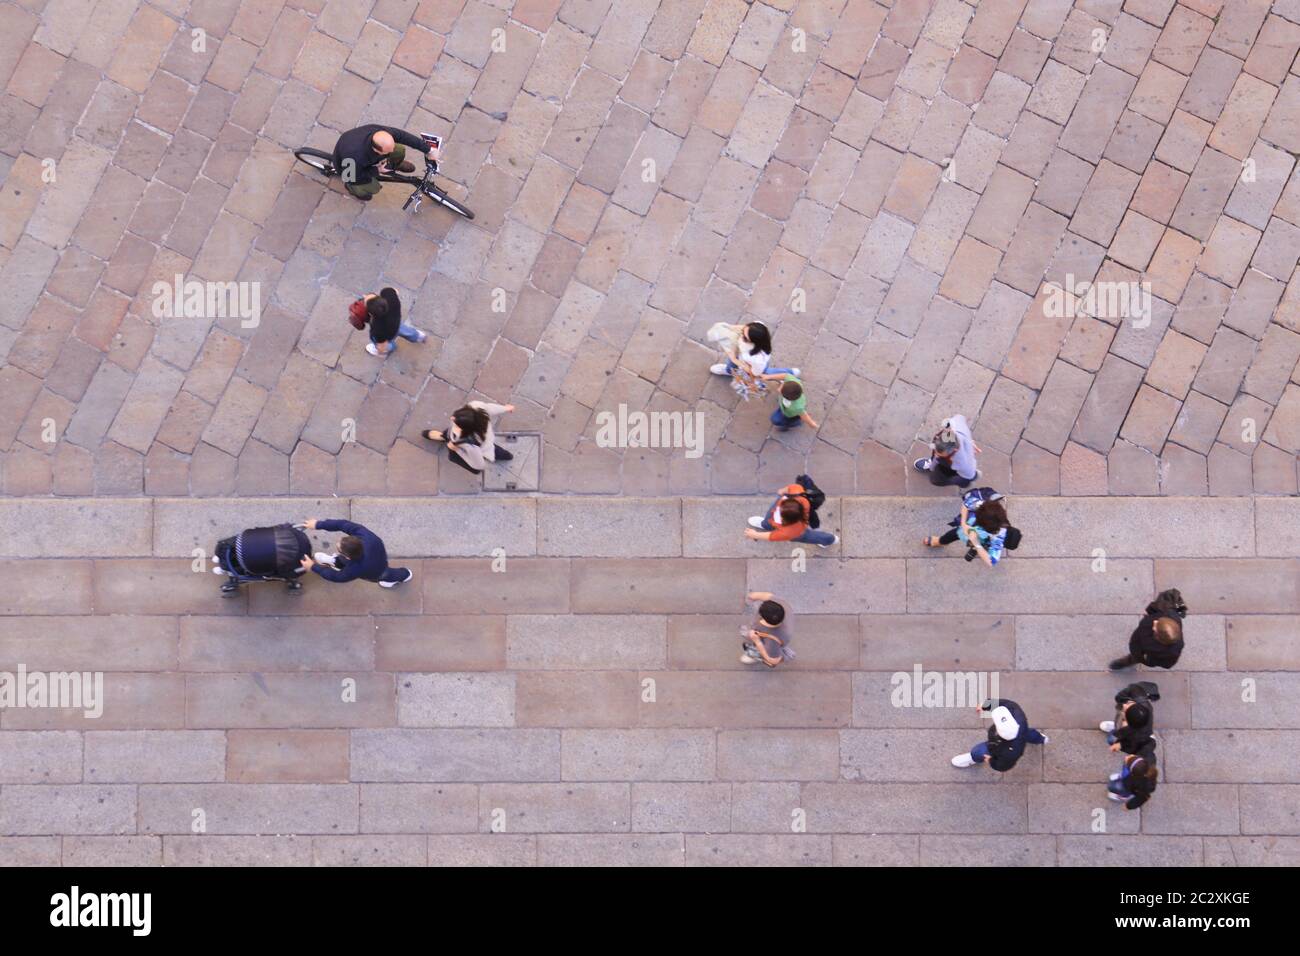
[332,125,440,201]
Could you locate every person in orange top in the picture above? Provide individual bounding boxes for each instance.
[744,482,838,547]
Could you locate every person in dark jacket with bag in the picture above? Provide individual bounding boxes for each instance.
[1109,588,1187,670]
[951,699,1048,771]
[298,518,412,587]
[1100,682,1158,754]
[358,287,427,356]
[1108,746,1158,809]
[332,124,439,200]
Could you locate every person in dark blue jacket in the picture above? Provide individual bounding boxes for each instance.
[951,699,1049,771]
[299,518,412,587]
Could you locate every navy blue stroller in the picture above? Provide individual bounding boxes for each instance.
[214,524,311,596]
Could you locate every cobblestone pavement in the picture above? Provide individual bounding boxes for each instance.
[0,495,1297,865]
[2,0,1300,497]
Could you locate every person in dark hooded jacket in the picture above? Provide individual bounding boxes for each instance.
[951,699,1048,771]
[1100,682,1158,755]
[1109,588,1187,670]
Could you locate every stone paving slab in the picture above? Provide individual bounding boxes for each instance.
[4,0,1300,502]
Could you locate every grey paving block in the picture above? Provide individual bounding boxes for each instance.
[561,730,716,781]
[907,558,1155,613]
[483,433,541,492]
[1140,784,1241,834]
[1240,785,1300,835]
[1226,616,1300,670]
[747,558,907,613]
[138,784,359,835]
[686,834,833,866]
[537,498,680,557]
[83,731,226,783]
[918,834,1058,866]
[717,730,841,781]
[0,731,82,784]
[0,785,136,835]
[860,614,1015,670]
[631,782,731,831]
[801,782,1028,833]
[1256,497,1300,557]
[0,499,152,558]
[477,783,631,833]
[396,672,516,727]
[832,834,921,866]
[506,614,668,669]
[1029,783,1142,834]
[358,784,479,833]
[353,497,537,557]
[351,729,560,782]
[1057,835,1203,865]
[538,833,685,866]
[1189,673,1300,729]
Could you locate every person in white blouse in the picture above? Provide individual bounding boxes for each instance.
[708,321,799,388]
[421,401,515,474]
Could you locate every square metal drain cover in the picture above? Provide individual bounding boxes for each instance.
[482,433,541,492]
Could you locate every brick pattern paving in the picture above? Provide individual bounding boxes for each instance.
[0,495,1297,865]
[2,0,1299,498]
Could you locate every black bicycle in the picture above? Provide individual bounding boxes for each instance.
[293,134,475,219]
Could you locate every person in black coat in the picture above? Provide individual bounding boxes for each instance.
[1110,588,1187,670]
[1100,681,1158,753]
[951,699,1048,771]
[332,124,439,200]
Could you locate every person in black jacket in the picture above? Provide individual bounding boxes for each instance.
[1100,681,1158,754]
[951,699,1048,771]
[1109,588,1187,670]
[332,125,439,201]
[298,518,412,587]
[361,287,427,356]
[1108,746,1158,809]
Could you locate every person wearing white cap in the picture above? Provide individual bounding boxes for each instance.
[952,699,1048,771]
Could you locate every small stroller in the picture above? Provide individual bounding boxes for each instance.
[212,524,311,596]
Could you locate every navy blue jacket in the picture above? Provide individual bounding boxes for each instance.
[985,698,1034,772]
[311,520,390,583]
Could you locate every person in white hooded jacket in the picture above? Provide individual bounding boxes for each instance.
[421,401,515,474]
[914,414,980,487]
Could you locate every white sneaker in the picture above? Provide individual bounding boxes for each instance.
[365,342,381,356]
[817,534,839,548]
[1107,792,1124,802]
[747,516,766,529]
[211,554,220,563]
[710,363,730,375]
[1040,734,1050,745]
[379,569,414,588]
[951,753,975,768]
[414,330,428,343]
[211,566,225,575]
[1099,720,1116,733]
[739,654,759,664]
[914,457,933,472]
[313,552,337,567]
[1109,772,1121,782]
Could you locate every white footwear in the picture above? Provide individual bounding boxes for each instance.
[913,457,933,472]
[951,753,975,768]
[313,552,337,567]
[747,516,766,529]
[211,554,220,563]
[1109,772,1121,782]
[710,363,730,375]
[817,534,839,548]
[1107,792,1124,802]
[1040,734,1050,744]
[379,569,414,588]
[739,654,759,664]
[211,566,225,575]
[1099,720,1116,733]
[414,330,428,343]
[366,342,381,356]
[790,368,801,377]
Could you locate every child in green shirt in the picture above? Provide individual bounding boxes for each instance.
[764,375,819,430]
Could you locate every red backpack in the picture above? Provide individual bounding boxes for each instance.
[348,298,368,330]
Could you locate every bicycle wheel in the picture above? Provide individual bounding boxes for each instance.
[294,148,336,176]
[429,190,475,220]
